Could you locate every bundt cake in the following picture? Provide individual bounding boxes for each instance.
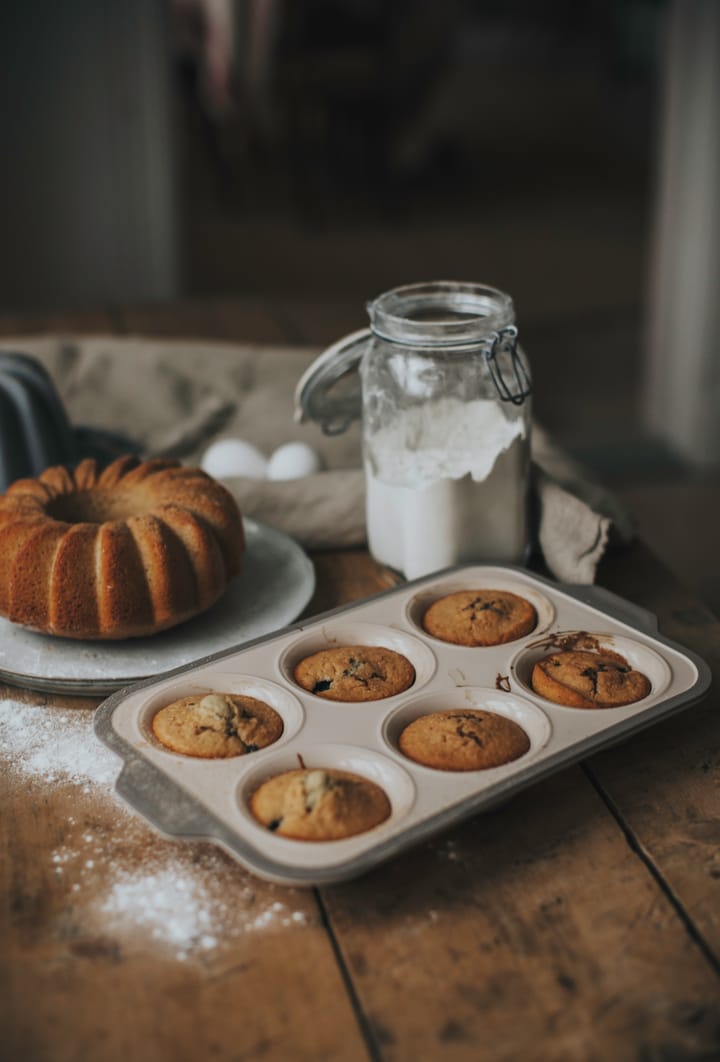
[0,455,244,640]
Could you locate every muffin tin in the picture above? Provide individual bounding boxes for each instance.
[95,565,711,885]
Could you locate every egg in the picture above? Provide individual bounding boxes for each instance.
[267,442,323,480]
[201,438,268,479]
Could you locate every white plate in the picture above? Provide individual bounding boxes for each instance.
[0,518,315,695]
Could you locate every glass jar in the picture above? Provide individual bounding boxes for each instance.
[295,281,532,579]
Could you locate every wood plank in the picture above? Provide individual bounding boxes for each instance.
[0,549,397,1062]
[585,542,720,964]
[271,297,364,346]
[0,307,117,337]
[0,748,367,1062]
[118,297,290,344]
[320,766,720,1060]
[306,549,402,617]
[617,480,720,619]
[309,541,720,1058]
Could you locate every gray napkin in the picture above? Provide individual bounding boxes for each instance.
[531,425,634,583]
[1,335,634,584]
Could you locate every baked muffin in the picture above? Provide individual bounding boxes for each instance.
[250,767,391,840]
[399,708,530,770]
[422,590,536,647]
[293,646,415,702]
[531,650,651,709]
[152,692,283,758]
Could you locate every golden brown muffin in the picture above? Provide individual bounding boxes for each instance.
[249,767,391,840]
[293,645,415,702]
[0,455,244,639]
[531,649,651,709]
[422,590,536,647]
[152,692,283,758]
[398,708,530,770]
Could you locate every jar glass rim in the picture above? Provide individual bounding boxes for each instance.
[367,281,515,346]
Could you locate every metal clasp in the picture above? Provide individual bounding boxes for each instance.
[483,326,532,405]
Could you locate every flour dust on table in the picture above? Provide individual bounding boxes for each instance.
[1,696,313,962]
[0,698,120,790]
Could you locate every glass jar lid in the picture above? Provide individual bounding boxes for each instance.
[368,281,515,346]
[294,281,526,434]
[294,327,370,435]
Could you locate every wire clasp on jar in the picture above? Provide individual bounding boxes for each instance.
[483,327,532,405]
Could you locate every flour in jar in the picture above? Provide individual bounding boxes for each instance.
[364,398,529,578]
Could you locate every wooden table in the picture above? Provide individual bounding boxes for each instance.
[2,300,719,1061]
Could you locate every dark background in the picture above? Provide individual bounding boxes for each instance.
[179,0,656,306]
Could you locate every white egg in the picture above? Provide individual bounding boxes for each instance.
[267,442,323,480]
[201,438,268,479]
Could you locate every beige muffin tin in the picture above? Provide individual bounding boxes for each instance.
[95,565,711,886]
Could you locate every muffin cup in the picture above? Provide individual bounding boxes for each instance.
[405,574,555,647]
[383,687,551,772]
[236,743,416,860]
[510,631,673,710]
[278,621,437,701]
[140,674,304,759]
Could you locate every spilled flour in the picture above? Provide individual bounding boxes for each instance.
[98,859,309,958]
[50,828,311,960]
[0,698,120,789]
[2,697,311,959]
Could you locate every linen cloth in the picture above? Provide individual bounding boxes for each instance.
[1,335,634,584]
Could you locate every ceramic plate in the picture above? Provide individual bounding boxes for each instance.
[0,519,315,696]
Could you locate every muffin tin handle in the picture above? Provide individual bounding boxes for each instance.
[561,584,658,634]
[115,759,216,840]
[114,757,359,886]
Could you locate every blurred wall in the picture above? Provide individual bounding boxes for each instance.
[645,0,720,465]
[0,0,180,309]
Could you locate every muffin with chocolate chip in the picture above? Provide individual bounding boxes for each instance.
[250,767,391,840]
[152,692,283,758]
[422,590,536,647]
[531,650,651,709]
[293,646,415,702]
[399,708,530,771]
